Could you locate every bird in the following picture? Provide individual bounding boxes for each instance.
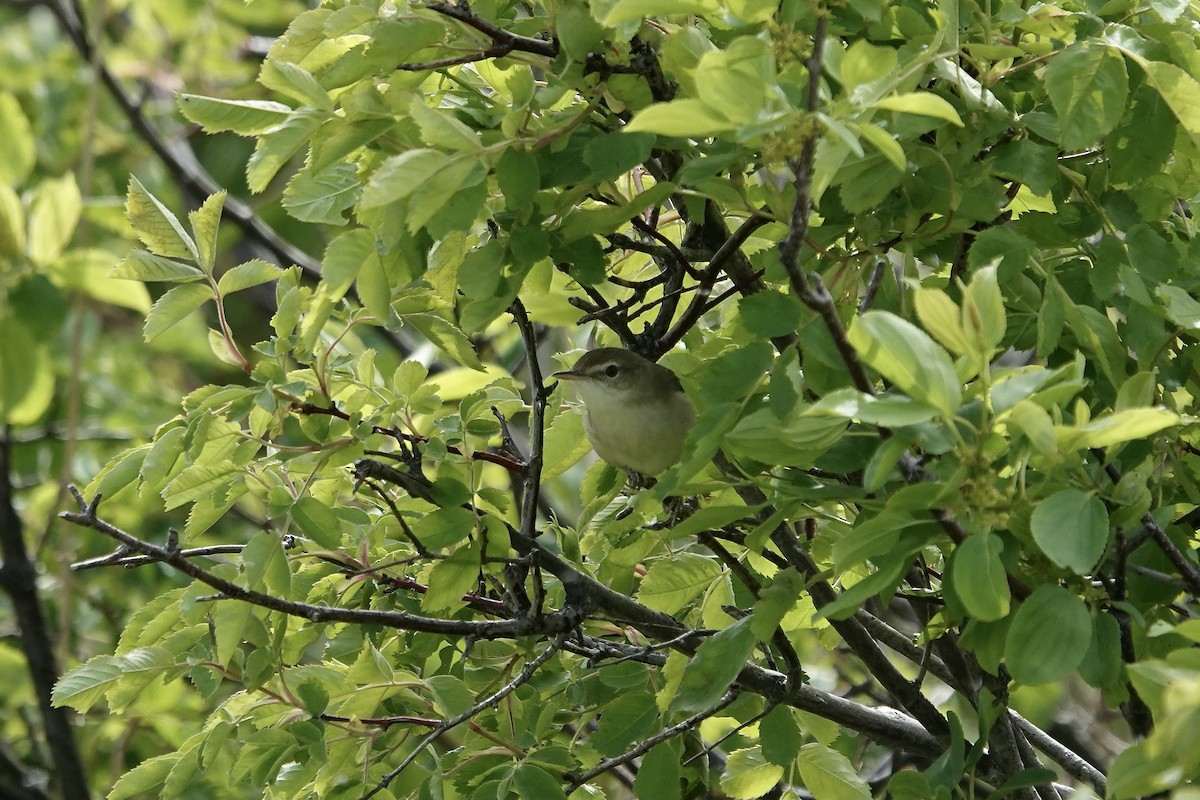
[552,348,696,476]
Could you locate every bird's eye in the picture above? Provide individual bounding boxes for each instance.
[604,364,620,378]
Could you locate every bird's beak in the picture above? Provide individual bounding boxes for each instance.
[551,370,582,381]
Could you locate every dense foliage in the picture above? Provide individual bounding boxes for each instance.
[3,0,1200,798]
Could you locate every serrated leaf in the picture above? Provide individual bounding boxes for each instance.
[720,748,784,800]
[409,96,482,152]
[112,250,206,283]
[406,313,484,369]
[108,754,179,800]
[673,617,755,715]
[360,148,449,209]
[144,284,212,342]
[291,497,342,549]
[1044,44,1128,148]
[178,94,293,134]
[246,110,323,193]
[797,743,871,799]
[750,568,804,641]
[51,647,176,711]
[636,553,722,614]
[282,162,358,225]
[422,542,481,613]
[540,409,592,481]
[126,177,198,261]
[591,691,659,756]
[217,260,282,295]
[163,465,242,511]
[259,59,333,111]
[188,191,226,272]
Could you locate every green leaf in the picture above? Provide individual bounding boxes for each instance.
[178,94,293,134]
[513,764,568,800]
[750,568,804,642]
[291,497,342,549]
[633,741,682,800]
[852,122,906,170]
[873,92,964,126]
[409,96,482,152]
[126,177,198,261]
[625,99,737,136]
[217,260,282,295]
[1073,407,1179,449]
[540,401,593,480]
[0,93,35,184]
[810,388,941,427]
[673,617,755,715]
[739,291,803,338]
[360,148,450,209]
[259,59,333,111]
[797,743,871,799]
[108,754,179,800]
[1139,60,1200,137]
[912,287,969,352]
[720,748,784,800]
[144,284,213,342]
[1004,585,1091,685]
[188,191,225,272]
[760,704,803,767]
[246,109,323,193]
[282,163,358,224]
[1044,44,1128,148]
[0,184,25,260]
[950,533,1010,621]
[636,553,722,614]
[962,264,1006,355]
[1156,284,1200,329]
[584,131,656,180]
[601,0,720,25]
[406,313,484,369]
[422,542,481,613]
[848,311,963,416]
[1030,489,1108,574]
[0,316,50,424]
[28,173,81,266]
[242,533,291,595]
[591,691,659,756]
[51,647,177,711]
[112,250,206,283]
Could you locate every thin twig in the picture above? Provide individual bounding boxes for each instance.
[565,692,739,789]
[364,633,567,798]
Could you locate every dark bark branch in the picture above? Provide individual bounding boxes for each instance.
[424,1,558,58]
[0,433,91,800]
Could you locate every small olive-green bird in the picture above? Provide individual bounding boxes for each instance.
[553,348,696,475]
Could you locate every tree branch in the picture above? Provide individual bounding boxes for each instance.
[0,433,91,799]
